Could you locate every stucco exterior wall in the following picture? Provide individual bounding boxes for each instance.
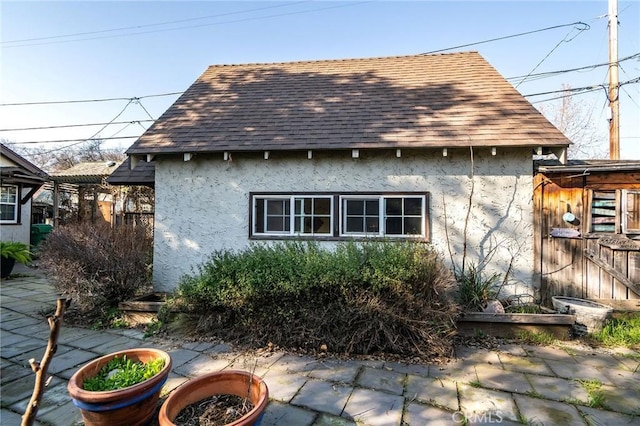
[152,148,534,297]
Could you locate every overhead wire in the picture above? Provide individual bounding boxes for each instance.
[515,24,590,88]
[0,91,183,107]
[420,21,590,55]
[2,1,374,48]
[0,120,154,132]
[1,1,310,45]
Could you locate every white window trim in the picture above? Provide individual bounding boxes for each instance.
[622,189,640,234]
[0,185,19,224]
[252,194,334,237]
[339,195,426,238]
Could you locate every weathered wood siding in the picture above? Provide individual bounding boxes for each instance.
[535,170,640,307]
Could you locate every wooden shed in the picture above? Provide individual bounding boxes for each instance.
[534,160,640,310]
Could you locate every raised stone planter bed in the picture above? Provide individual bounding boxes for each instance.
[456,312,577,340]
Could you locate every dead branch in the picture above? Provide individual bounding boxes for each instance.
[22,298,70,426]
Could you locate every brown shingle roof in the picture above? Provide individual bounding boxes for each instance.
[107,157,155,187]
[50,161,121,184]
[127,52,570,155]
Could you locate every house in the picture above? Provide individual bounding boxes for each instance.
[122,52,570,293]
[534,159,640,309]
[0,143,48,245]
[106,157,155,229]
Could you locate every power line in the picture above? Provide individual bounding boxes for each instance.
[421,21,590,55]
[515,25,590,88]
[1,1,309,45]
[2,1,374,48]
[0,91,183,107]
[0,120,154,132]
[4,136,140,145]
[506,52,640,83]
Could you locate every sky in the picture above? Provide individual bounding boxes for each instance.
[1,0,639,163]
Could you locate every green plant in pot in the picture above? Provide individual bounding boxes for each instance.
[67,348,172,426]
[1,241,32,279]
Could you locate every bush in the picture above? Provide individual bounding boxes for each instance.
[39,222,152,322]
[173,241,458,360]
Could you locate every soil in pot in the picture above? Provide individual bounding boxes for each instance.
[174,394,254,425]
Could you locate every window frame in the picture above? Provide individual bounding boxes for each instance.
[622,189,640,234]
[249,192,430,241]
[339,194,427,238]
[251,194,334,237]
[0,185,19,224]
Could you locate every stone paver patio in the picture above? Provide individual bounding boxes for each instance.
[1,265,639,425]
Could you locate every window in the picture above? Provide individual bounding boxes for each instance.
[341,195,426,237]
[253,195,332,236]
[623,190,640,234]
[0,185,18,223]
[589,190,640,235]
[251,192,429,239]
[590,191,616,233]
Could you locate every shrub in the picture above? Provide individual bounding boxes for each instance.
[173,241,458,360]
[39,222,152,323]
[455,263,502,312]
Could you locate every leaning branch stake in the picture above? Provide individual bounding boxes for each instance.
[21,298,70,426]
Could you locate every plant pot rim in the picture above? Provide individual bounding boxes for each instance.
[67,347,172,404]
[158,369,269,426]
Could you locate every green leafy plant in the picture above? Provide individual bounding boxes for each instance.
[0,241,32,264]
[83,355,165,391]
[576,379,609,409]
[455,263,502,312]
[588,313,640,348]
[172,241,458,360]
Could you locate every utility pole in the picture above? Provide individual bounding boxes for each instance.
[608,0,620,159]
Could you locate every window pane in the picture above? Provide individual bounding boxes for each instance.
[314,217,331,233]
[404,217,422,235]
[347,217,363,233]
[1,205,16,221]
[386,217,402,234]
[347,199,363,215]
[255,199,265,233]
[304,199,312,214]
[295,199,301,215]
[627,192,640,231]
[365,217,379,233]
[404,198,422,215]
[315,198,331,215]
[366,200,379,214]
[267,217,284,231]
[386,198,402,215]
[267,199,284,215]
[0,186,17,203]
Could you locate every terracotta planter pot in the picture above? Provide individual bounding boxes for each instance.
[158,370,269,426]
[67,348,172,426]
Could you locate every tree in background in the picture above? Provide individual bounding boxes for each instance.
[7,139,125,172]
[538,84,608,160]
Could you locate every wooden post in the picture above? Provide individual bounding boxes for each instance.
[21,299,69,426]
[608,0,620,159]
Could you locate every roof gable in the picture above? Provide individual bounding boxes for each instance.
[127,52,570,156]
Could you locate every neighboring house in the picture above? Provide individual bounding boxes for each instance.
[107,157,155,230]
[122,52,570,293]
[0,143,48,245]
[48,161,121,225]
[534,160,640,308]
